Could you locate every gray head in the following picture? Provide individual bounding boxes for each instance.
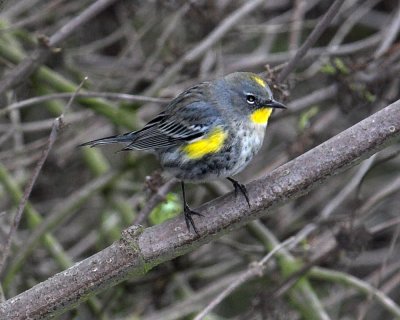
[213,72,286,124]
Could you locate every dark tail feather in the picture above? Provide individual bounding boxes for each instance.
[78,132,135,148]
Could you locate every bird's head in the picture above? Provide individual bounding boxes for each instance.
[221,72,286,126]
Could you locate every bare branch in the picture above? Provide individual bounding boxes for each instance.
[0,0,120,97]
[0,92,168,116]
[320,154,376,220]
[289,0,307,53]
[145,0,265,96]
[277,0,346,82]
[311,267,400,317]
[374,4,400,58]
[0,79,85,274]
[0,99,398,319]
[194,237,295,320]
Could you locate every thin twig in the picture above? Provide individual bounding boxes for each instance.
[370,213,400,235]
[311,267,400,317]
[247,220,331,320]
[304,0,381,77]
[142,272,242,320]
[289,0,307,53]
[359,176,400,217]
[374,4,400,58]
[0,91,168,116]
[0,0,41,19]
[0,284,4,303]
[194,237,295,320]
[0,111,92,133]
[229,32,381,71]
[273,246,339,298]
[277,0,346,82]
[6,171,118,280]
[145,0,265,96]
[124,3,191,92]
[320,154,376,220]
[0,0,119,97]
[0,79,86,274]
[0,130,14,147]
[275,84,338,120]
[357,224,400,319]
[290,154,378,253]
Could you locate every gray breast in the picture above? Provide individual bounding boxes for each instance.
[158,122,266,182]
[227,124,265,176]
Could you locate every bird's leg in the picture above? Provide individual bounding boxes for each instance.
[181,181,203,234]
[227,177,250,208]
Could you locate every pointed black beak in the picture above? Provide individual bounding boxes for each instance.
[266,99,286,109]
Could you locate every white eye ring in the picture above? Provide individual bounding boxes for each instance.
[246,95,256,104]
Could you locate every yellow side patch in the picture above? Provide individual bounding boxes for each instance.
[182,127,227,159]
[251,75,266,88]
[250,108,273,125]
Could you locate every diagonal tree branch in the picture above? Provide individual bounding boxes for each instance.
[0,100,399,319]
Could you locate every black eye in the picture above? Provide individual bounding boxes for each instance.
[246,95,256,104]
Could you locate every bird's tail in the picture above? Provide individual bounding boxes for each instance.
[78,132,135,148]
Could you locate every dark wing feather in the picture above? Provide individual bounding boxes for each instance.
[121,81,218,151]
[158,121,207,139]
[123,119,207,151]
[85,81,219,151]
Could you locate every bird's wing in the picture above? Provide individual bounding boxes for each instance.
[79,82,221,151]
[123,83,219,151]
[123,116,208,150]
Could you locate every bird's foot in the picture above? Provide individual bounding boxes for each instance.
[227,177,250,208]
[184,204,203,235]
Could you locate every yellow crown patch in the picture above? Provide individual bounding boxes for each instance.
[251,75,266,88]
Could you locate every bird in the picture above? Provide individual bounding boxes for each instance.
[80,72,286,234]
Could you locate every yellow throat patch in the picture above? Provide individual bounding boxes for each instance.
[182,127,227,159]
[250,108,273,125]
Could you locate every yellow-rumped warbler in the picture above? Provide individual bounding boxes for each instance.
[80,72,286,233]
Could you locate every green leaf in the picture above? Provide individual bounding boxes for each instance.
[364,90,376,103]
[320,62,336,75]
[299,106,319,130]
[333,57,350,75]
[149,193,181,225]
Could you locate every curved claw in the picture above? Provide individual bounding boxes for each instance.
[184,204,202,234]
[227,177,251,208]
[181,181,203,234]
